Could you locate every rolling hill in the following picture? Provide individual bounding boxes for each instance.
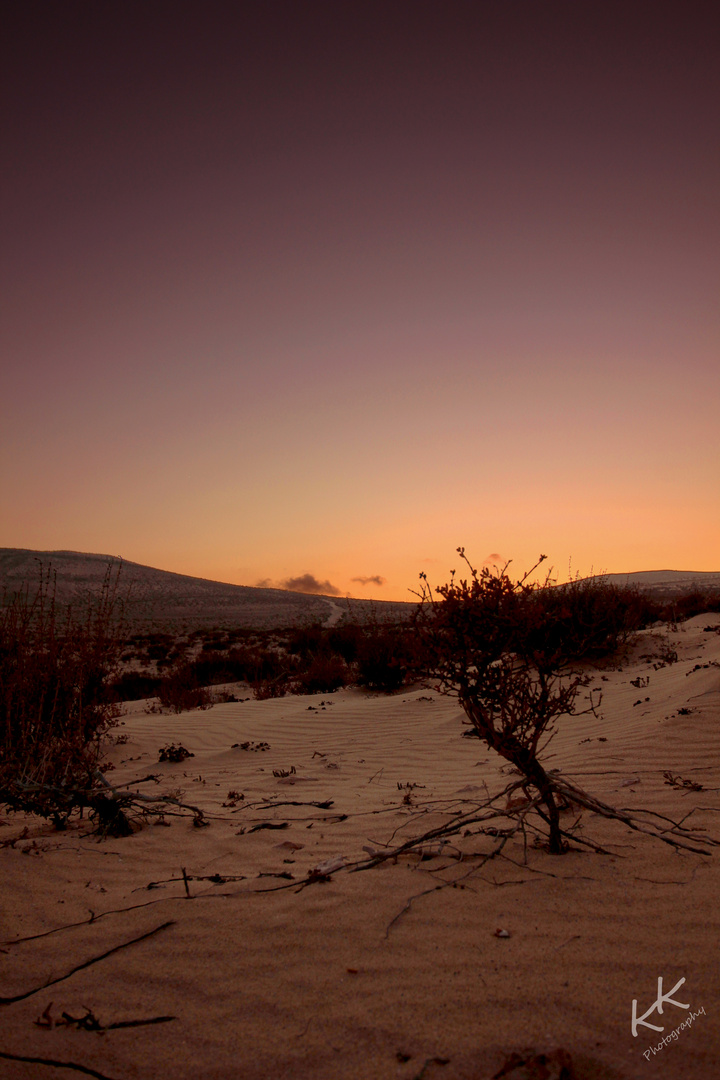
[0,549,415,630]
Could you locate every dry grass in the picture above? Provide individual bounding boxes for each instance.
[0,563,125,827]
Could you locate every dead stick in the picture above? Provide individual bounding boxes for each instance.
[106,1015,176,1030]
[385,886,442,939]
[0,1050,119,1080]
[0,920,175,1006]
[181,867,191,898]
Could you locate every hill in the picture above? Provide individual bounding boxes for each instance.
[0,549,416,630]
[595,569,720,597]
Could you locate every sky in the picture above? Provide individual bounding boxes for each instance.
[1,1,718,601]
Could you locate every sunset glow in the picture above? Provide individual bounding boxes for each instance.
[2,3,718,600]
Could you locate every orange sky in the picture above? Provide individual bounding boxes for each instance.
[2,3,718,601]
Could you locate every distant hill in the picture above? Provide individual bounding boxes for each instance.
[0,549,416,630]
[593,569,720,597]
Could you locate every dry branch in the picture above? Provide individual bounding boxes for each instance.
[0,1050,120,1080]
[0,920,174,1005]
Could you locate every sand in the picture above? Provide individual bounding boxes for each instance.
[1,616,719,1079]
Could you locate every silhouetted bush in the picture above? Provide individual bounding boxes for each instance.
[156,663,212,713]
[291,655,351,694]
[0,563,125,825]
[356,626,414,692]
[523,577,650,663]
[286,622,328,659]
[111,670,162,701]
[327,623,364,663]
[413,551,595,853]
[660,589,720,625]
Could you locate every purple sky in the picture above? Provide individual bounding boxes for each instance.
[2,2,718,599]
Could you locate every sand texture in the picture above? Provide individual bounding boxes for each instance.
[1,617,719,1079]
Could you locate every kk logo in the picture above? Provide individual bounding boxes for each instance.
[632,976,689,1036]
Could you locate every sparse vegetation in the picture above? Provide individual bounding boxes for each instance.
[410,549,720,855]
[0,563,126,829]
[413,551,599,853]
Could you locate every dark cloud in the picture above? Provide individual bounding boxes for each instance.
[281,573,341,596]
[254,574,340,595]
[351,575,386,587]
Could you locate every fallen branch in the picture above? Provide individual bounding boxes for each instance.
[553,776,720,856]
[232,799,334,813]
[0,1050,119,1080]
[39,1004,175,1033]
[0,921,175,1005]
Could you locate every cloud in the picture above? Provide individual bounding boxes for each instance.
[254,573,341,595]
[351,575,386,587]
[281,573,341,596]
[483,552,506,566]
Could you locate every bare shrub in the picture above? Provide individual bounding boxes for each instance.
[414,551,600,853]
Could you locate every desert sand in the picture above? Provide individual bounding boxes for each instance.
[1,616,719,1079]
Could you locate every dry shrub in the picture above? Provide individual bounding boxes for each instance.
[0,563,125,826]
[291,654,351,695]
[414,551,601,853]
[355,625,415,692]
[156,663,213,713]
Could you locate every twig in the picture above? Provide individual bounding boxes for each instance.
[103,1015,176,1030]
[0,1050,119,1079]
[0,921,175,1005]
[554,777,719,855]
[232,799,334,813]
[384,886,443,938]
[384,832,514,937]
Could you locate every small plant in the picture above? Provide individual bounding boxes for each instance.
[663,771,704,792]
[158,743,194,763]
[222,789,244,807]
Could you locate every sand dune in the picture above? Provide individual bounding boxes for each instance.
[1,617,719,1078]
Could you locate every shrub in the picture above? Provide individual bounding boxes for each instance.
[355,626,414,692]
[156,663,213,713]
[413,551,599,853]
[286,622,327,659]
[327,623,364,663]
[0,563,125,826]
[523,576,649,663]
[291,655,351,695]
[110,670,162,702]
[660,589,720,625]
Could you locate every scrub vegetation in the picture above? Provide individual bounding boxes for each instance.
[411,549,719,854]
[1,554,717,837]
[0,564,126,830]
